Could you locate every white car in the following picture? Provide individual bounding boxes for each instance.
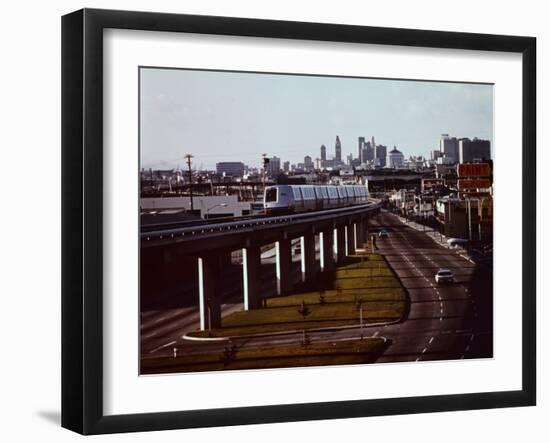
[435,268,454,284]
[378,229,389,238]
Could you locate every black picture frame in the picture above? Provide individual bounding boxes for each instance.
[62,8,536,435]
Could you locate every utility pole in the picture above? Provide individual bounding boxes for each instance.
[185,154,194,211]
[261,153,269,196]
[467,197,472,241]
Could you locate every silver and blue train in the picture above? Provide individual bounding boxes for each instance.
[263,184,369,214]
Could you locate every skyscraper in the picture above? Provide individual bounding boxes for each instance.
[266,156,281,177]
[358,137,365,163]
[365,141,375,162]
[459,138,491,163]
[440,134,459,164]
[335,136,342,162]
[304,155,314,171]
[283,161,290,172]
[375,144,387,167]
[320,144,327,161]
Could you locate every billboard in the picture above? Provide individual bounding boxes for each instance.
[458,163,491,178]
[421,178,444,191]
[457,178,492,190]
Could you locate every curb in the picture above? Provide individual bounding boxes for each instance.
[182,318,401,343]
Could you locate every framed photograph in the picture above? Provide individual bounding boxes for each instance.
[62,8,536,435]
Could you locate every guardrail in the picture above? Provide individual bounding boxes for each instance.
[141,201,381,243]
[141,213,267,233]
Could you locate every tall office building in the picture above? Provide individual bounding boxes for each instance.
[365,141,375,162]
[459,138,491,163]
[304,155,314,171]
[335,136,342,162]
[283,161,290,172]
[358,137,365,163]
[440,134,459,164]
[320,144,327,161]
[375,144,387,167]
[266,156,281,177]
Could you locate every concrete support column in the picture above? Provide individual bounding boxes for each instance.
[336,226,346,264]
[302,231,317,283]
[357,217,367,248]
[198,254,222,331]
[346,224,356,256]
[276,238,293,295]
[321,230,335,273]
[243,245,262,310]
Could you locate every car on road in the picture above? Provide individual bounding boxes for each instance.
[435,268,454,284]
[378,229,389,238]
[446,238,468,248]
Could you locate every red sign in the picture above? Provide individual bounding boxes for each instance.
[457,178,492,190]
[459,191,491,198]
[421,178,444,191]
[458,163,491,178]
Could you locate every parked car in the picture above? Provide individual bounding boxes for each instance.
[435,268,454,284]
[378,229,389,238]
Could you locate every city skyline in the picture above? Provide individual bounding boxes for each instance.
[140,68,494,170]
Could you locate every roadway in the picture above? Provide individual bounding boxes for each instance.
[140,210,492,366]
[365,210,492,362]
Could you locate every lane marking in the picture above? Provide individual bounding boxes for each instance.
[148,340,177,354]
[428,336,434,345]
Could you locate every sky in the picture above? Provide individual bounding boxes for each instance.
[139,68,493,171]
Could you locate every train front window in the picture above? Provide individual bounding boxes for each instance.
[265,188,277,202]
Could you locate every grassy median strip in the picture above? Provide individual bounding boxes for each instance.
[264,287,404,307]
[141,338,389,374]
[187,252,407,339]
[189,302,403,338]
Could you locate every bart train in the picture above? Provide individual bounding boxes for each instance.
[263,184,369,214]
